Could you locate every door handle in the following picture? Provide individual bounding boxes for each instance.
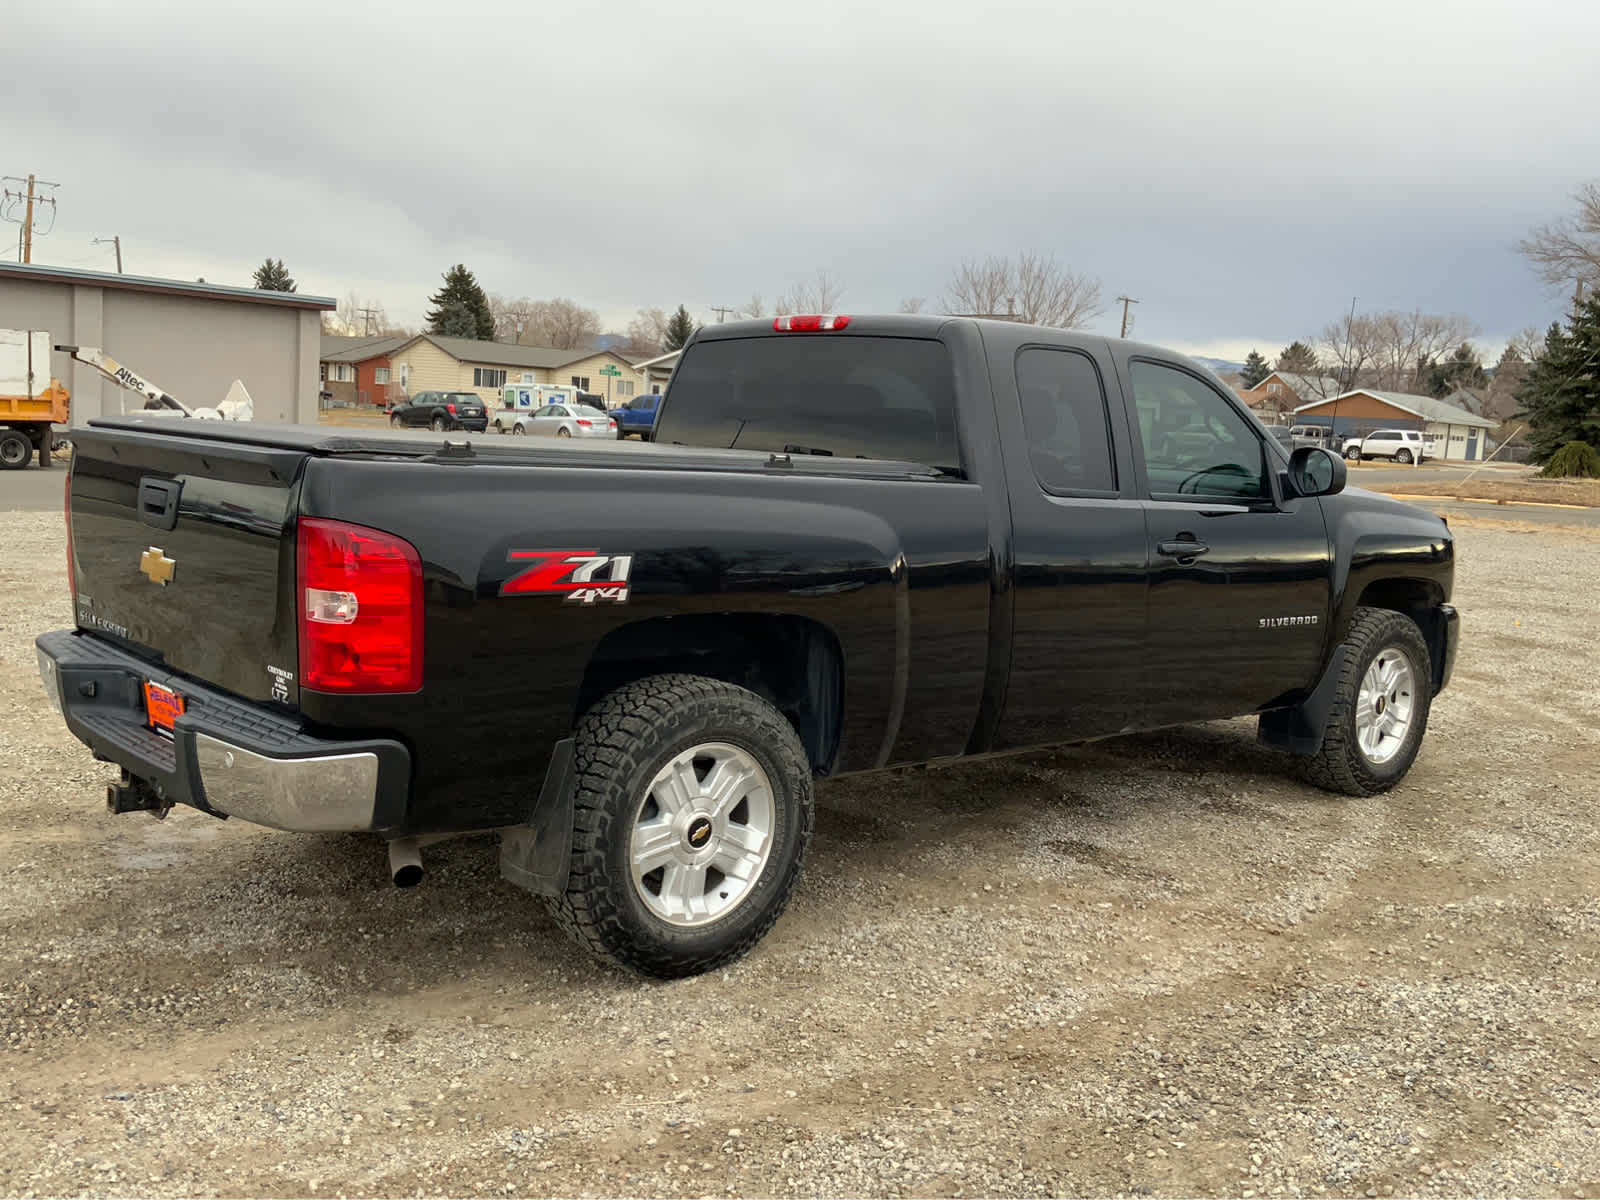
[1157,538,1209,559]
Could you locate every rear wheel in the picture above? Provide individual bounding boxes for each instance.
[0,430,31,470]
[431,416,447,432]
[1301,607,1432,796]
[1396,448,1414,464]
[545,674,813,978]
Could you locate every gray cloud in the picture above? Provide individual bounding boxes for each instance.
[8,0,1597,354]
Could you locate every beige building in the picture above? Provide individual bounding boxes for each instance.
[387,334,648,409]
[0,262,333,425]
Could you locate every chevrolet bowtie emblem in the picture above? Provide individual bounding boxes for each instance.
[140,547,176,586]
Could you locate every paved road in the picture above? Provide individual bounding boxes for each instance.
[0,460,67,512]
[1346,460,1533,488]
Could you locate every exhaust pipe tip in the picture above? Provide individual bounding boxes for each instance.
[388,838,423,888]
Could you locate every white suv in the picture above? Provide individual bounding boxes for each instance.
[1343,429,1431,464]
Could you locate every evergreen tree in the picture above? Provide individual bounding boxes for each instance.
[425,265,495,340]
[1425,341,1488,398]
[252,257,296,292]
[1276,341,1319,373]
[436,302,480,338]
[1516,298,1600,464]
[663,305,697,352]
[1240,349,1271,388]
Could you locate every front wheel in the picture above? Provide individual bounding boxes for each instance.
[545,674,814,978]
[1345,447,1360,461]
[510,425,526,436]
[556,427,572,438]
[1301,607,1432,796]
[389,415,402,428]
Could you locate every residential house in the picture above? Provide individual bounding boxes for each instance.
[1291,389,1497,461]
[319,334,408,407]
[385,334,648,410]
[1239,371,1343,420]
[633,348,681,394]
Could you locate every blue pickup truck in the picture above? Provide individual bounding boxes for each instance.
[611,393,661,439]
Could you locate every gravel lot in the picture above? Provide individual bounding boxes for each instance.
[2,510,1597,1198]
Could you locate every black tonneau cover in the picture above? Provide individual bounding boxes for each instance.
[82,417,948,481]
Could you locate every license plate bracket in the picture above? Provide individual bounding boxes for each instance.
[144,680,185,735]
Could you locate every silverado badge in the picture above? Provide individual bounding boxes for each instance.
[139,547,176,586]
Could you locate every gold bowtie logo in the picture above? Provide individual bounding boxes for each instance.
[140,547,176,586]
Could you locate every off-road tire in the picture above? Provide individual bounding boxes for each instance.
[544,674,813,978]
[0,431,31,470]
[1301,606,1432,796]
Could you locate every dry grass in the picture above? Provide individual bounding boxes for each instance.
[1369,476,1600,507]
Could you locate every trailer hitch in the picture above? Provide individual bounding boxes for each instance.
[106,770,171,819]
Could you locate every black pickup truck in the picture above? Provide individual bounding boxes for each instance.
[38,315,1458,977]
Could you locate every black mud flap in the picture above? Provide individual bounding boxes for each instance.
[1257,643,1351,756]
[499,738,575,897]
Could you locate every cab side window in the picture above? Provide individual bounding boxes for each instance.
[1130,361,1267,500]
[1015,348,1117,494]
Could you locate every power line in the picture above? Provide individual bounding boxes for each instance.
[1115,295,1140,338]
[1,174,60,263]
[357,307,380,335]
[709,305,736,323]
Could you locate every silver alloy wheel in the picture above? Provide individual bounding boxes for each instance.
[1355,646,1416,765]
[629,742,775,927]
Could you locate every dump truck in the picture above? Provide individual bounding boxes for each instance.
[0,329,70,469]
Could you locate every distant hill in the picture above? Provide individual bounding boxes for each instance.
[1191,355,1245,375]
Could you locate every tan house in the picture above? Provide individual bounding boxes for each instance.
[1240,371,1343,419]
[386,334,648,409]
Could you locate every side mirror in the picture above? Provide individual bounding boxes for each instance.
[1288,446,1346,498]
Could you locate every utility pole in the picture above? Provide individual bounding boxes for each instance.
[2,174,59,263]
[357,307,379,336]
[93,236,122,273]
[1115,295,1140,338]
[709,305,736,323]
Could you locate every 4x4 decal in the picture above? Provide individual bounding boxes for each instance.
[500,550,633,605]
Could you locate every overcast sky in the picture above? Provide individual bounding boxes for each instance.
[7,0,1598,361]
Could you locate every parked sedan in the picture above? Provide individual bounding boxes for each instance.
[387,391,488,433]
[505,403,619,439]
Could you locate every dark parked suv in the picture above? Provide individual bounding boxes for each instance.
[387,391,488,432]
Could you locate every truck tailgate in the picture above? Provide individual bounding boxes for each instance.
[68,426,305,707]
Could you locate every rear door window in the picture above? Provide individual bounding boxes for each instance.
[656,335,962,473]
[1015,347,1117,494]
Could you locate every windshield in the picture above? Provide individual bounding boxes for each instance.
[655,335,962,473]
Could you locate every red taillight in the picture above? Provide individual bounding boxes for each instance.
[64,467,75,598]
[576,419,592,427]
[446,403,457,415]
[773,314,851,332]
[297,518,423,693]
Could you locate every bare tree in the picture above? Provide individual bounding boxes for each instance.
[942,253,1102,328]
[1511,326,1546,363]
[521,298,602,350]
[943,255,1012,317]
[489,294,539,343]
[740,294,765,319]
[324,291,405,337]
[621,307,669,356]
[1518,180,1600,297]
[774,269,843,315]
[899,296,926,313]
[1310,308,1478,394]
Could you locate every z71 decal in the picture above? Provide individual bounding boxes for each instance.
[501,550,634,605]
